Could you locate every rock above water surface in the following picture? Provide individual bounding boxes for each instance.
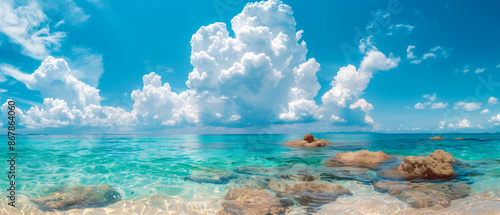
[31,185,121,211]
[284,134,332,147]
[217,187,294,215]
[303,133,315,143]
[429,136,445,140]
[329,150,393,169]
[398,150,455,180]
[373,180,471,208]
[455,137,464,140]
[427,149,455,164]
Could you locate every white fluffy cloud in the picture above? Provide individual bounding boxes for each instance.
[454,101,481,111]
[456,119,471,128]
[489,114,500,123]
[321,37,399,125]
[1,57,100,108]
[349,99,374,113]
[438,120,446,129]
[1,0,400,129]
[414,102,425,109]
[1,57,135,128]
[21,98,135,128]
[0,0,66,59]
[440,119,476,129]
[131,72,199,127]
[183,0,325,126]
[480,109,490,115]
[488,96,498,105]
[414,94,447,109]
[430,102,448,109]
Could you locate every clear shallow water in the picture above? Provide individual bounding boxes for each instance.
[2,133,500,214]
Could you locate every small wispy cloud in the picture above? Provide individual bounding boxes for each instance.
[475,67,486,73]
[407,45,450,64]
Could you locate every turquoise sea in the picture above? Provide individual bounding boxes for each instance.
[2,133,500,214]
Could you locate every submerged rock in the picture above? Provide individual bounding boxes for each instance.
[398,150,455,180]
[284,134,332,147]
[264,178,291,192]
[185,174,237,184]
[321,166,378,183]
[233,165,279,176]
[329,150,393,169]
[277,168,320,182]
[378,166,405,180]
[217,187,294,215]
[373,180,471,208]
[31,185,121,211]
[276,182,352,208]
[429,136,445,140]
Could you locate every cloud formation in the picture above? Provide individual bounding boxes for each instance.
[0,0,66,59]
[480,109,490,115]
[454,101,481,112]
[406,45,450,64]
[488,96,498,105]
[1,0,400,130]
[414,93,447,110]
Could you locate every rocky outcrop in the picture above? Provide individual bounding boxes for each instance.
[328,150,393,169]
[398,150,455,180]
[276,182,352,207]
[455,137,464,140]
[427,150,455,163]
[284,134,332,147]
[30,185,121,211]
[373,180,471,208]
[429,136,445,140]
[217,187,294,215]
[303,133,315,143]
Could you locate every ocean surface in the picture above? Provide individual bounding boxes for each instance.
[2,133,500,214]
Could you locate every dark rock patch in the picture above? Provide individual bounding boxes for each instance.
[31,185,121,211]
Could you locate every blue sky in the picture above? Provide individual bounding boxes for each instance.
[0,0,499,134]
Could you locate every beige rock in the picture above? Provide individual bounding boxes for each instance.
[217,187,293,215]
[329,150,393,169]
[398,150,455,180]
[284,136,331,147]
[303,133,315,143]
[427,149,455,163]
[373,180,471,208]
[455,137,464,140]
[276,182,352,207]
[429,136,445,140]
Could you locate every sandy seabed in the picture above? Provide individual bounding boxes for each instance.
[2,181,499,215]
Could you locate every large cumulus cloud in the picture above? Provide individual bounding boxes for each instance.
[1,0,399,130]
